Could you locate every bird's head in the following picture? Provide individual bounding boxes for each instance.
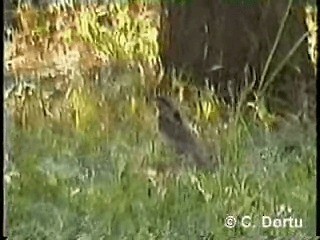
[155,96,183,125]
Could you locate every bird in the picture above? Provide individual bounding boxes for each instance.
[155,95,214,170]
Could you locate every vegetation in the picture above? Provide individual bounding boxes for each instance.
[4,1,316,239]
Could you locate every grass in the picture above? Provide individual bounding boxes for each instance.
[6,78,316,239]
[5,1,317,239]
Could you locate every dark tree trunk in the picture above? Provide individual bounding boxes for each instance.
[159,0,314,111]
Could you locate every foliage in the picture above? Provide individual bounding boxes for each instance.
[6,2,159,75]
[304,1,317,74]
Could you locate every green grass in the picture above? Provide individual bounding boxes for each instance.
[6,89,316,239]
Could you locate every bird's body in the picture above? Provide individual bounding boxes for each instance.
[155,96,213,169]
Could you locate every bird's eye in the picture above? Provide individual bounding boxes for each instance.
[173,111,183,124]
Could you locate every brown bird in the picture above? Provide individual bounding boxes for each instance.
[155,96,214,169]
